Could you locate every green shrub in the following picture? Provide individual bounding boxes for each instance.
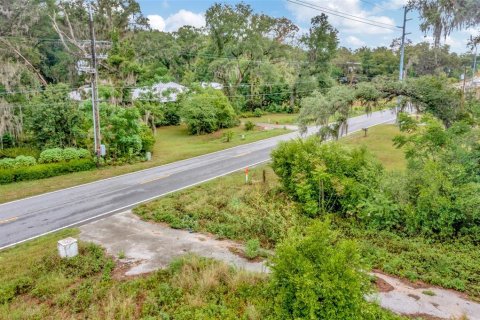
[269,220,370,319]
[39,148,91,164]
[14,155,37,167]
[0,158,95,184]
[223,130,234,142]
[244,121,255,131]
[181,88,237,135]
[39,148,64,163]
[0,156,37,169]
[62,148,80,161]
[271,138,382,217]
[0,158,15,169]
[140,124,155,152]
[245,239,260,259]
[253,108,263,117]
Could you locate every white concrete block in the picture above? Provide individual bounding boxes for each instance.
[57,237,78,258]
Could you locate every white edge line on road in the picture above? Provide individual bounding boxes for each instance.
[0,117,396,251]
[0,110,393,208]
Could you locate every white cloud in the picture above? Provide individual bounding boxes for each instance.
[346,35,366,47]
[379,0,408,10]
[420,35,469,52]
[148,14,165,31]
[285,0,396,35]
[148,10,205,32]
[164,9,205,32]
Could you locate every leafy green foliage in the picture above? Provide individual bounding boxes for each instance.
[222,130,234,142]
[244,239,260,259]
[180,89,237,135]
[39,147,90,164]
[271,138,382,217]
[244,121,255,131]
[301,14,339,88]
[25,84,85,149]
[298,86,355,139]
[82,103,155,160]
[0,156,36,169]
[269,220,370,320]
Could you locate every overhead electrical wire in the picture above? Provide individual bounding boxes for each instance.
[286,0,398,31]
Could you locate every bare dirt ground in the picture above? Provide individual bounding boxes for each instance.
[80,210,480,319]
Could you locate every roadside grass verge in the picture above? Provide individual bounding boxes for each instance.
[341,124,406,171]
[0,229,271,319]
[0,125,289,204]
[134,167,307,249]
[241,113,298,125]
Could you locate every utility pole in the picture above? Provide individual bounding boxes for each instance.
[398,6,411,82]
[396,6,411,114]
[88,1,101,162]
[461,65,467,110]
[472,44,478,85]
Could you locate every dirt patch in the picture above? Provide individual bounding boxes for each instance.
[408,293,421,301]
[375,276,394,293]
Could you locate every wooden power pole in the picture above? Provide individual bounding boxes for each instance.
[88,1,101,161]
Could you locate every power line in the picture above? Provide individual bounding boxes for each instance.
[287,0,398,31]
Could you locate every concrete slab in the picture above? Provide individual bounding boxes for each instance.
[369,272,480,320]
[79,211,267,276]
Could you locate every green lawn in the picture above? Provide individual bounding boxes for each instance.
[341,124,406,170]
[0,125,289,204]
[240,113,298,125]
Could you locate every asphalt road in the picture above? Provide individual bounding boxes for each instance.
[0,109,397,250]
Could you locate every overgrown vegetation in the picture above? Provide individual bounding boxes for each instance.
[136,122,480,300]
[0,231,272,319]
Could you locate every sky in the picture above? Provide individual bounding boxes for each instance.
[137,0,477,54]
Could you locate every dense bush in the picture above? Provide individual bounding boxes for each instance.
[269,220,370,319]
[25,84,85,149]
[271,137,382,217]
[0,158,95,184]
[0,156,37,169]
[180,89,238,135]
[244,120,255,131]
[94,104,155,159]
[39,148,90,164]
